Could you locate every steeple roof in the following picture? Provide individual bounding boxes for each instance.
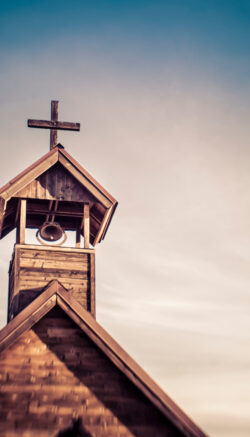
[0,146,117,245]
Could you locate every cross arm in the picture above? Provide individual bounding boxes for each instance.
[27,120,80,131]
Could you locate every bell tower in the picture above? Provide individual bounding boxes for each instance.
[0,101,117,321]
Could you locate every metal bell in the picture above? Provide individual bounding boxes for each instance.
[39,222,64,242]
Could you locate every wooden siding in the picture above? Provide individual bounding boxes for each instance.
[8,245,95,320]
[15,163,97,203]
[0,307,182,437]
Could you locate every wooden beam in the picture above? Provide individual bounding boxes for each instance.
[27,208,83,217]
[93,206,112,246]
[15,199,21,226]
[16,243,94,254]
[16,199,21,244]
[19,199,26,244]
[51,200,58,223]
[46,200,54,222]
[0,197,6,239]
[76,228,81,248]
[28,120,80,131]
[27,101,81,150]
[50,100,58,149]
[90,252,95,318]
[84,203,90,249]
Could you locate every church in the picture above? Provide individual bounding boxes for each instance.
[0,101,207,436]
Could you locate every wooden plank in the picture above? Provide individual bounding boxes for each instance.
[19,278,88,288]
[19,253,89,265]
[28,120,80,131]
[0,294,57,351]
[11,248,21,320]
[90,253,96,318]
[76,228,81,248]
[50,101,58,149]
[19,270,88,279]
[58,154,111,208]
[18,249,89,261]
[16,243,94,254]
[19,258,86,270]
[15,199,21,226]
[101,201,118,242]
[19,199,26,244]
[93,206,112,246]
[46,200,53,222]
[26,208,87,218]
[0,196,6,238]
[84,203,90,249]
[2,153,59,201]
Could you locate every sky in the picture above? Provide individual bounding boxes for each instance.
[0,1,250,435]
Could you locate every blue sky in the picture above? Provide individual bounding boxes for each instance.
[0,1,250,436]
[1,1,250,77]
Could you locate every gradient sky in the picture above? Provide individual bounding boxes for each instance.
[1,1,250,436]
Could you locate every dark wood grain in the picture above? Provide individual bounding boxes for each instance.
[27,100,80,151]
[8,245,96,319]
[28,120,80,131]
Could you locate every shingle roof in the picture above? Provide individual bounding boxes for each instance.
[0,280,207,437]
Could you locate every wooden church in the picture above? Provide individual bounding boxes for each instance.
[0,102,207,436]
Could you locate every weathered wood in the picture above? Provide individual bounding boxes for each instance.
[2,153,58,201]
[93,206,112,246]
[0,312,183,436]
[0,295,57,351]
[0,285,206,437]
[15,199,21,225]
[8,245,96,318]
[90,253,96,318]
[27,100,80,151]
[0,147,117,246]
[19,199,26,244]
[0,197,5,238]
[28,120,80,131]
[50,100,58,149]
[45,200,53,222]
[76,227,81,248]
[84,203,90,249]
[58,154,112,208]
[61,148,117,204]
[16,164,97,203]
[17,244,94,254]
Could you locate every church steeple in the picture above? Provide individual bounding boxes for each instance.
[0,101,117,321]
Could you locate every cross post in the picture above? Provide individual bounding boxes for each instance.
[28,100,80,150]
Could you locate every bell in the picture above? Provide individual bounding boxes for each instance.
[39,221,64,242]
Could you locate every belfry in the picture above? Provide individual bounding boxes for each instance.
[0,101,206,436]
[0,101,117,321]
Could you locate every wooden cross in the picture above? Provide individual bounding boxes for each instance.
[28,100,80,150]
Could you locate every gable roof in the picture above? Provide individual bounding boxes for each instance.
[0,280,207,437]
[0,147,118,245]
